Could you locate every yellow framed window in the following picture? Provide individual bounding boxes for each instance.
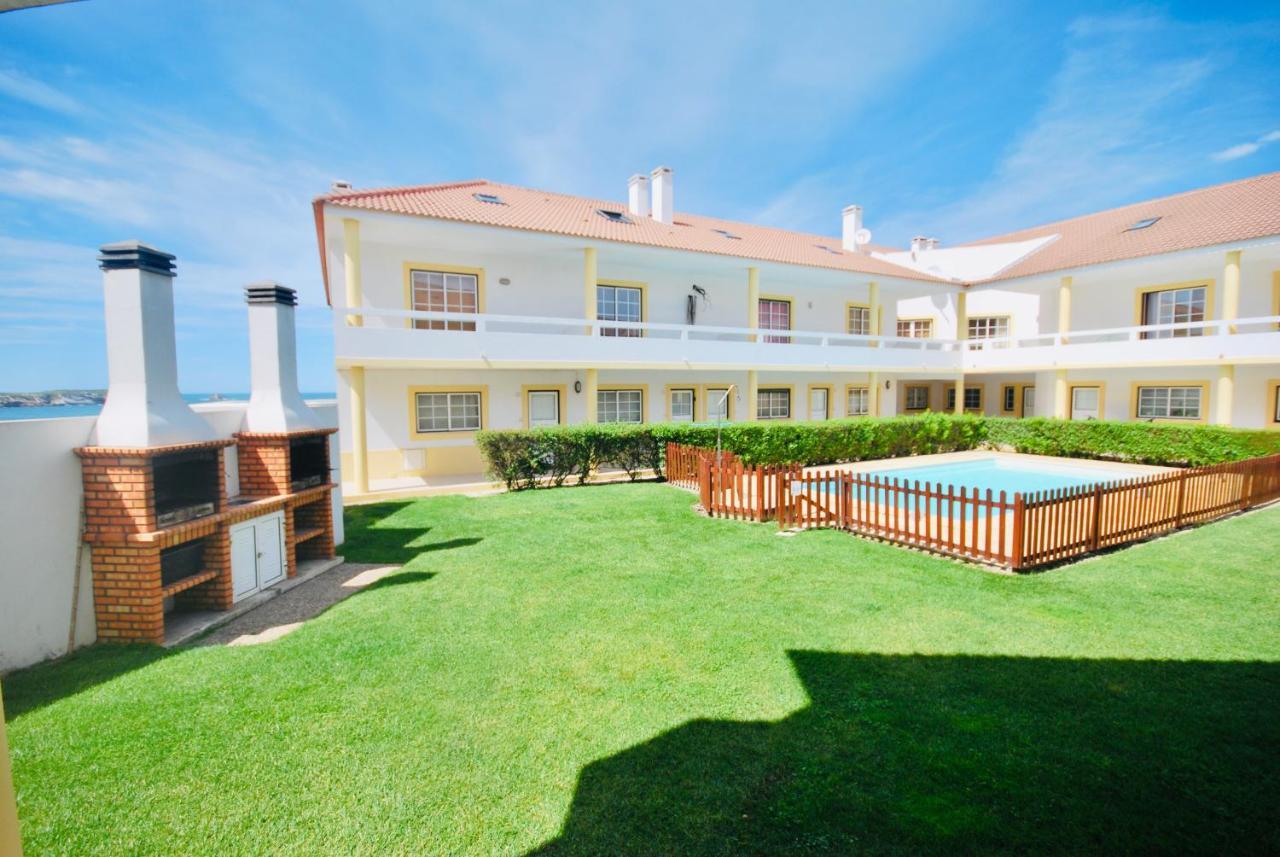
[415,391,482,433]
[410,270,479,331]
[758,388,791,420]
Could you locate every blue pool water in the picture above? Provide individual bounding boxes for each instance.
[819,456,1124,519]
[858,457,1116,498]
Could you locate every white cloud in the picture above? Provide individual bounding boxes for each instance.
[1211,129,1280,162]
[0,68,84,115]
[876,12,1227,244]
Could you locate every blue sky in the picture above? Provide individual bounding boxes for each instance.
[1,0,1277,392]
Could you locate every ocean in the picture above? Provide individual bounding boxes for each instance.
[0,393,336,422]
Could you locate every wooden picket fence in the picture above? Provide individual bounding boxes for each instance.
[667,442,1280,570]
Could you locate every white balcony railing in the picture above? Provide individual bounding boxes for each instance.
[334,308,1280,373]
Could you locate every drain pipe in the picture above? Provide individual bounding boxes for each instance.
[66,495,87,657]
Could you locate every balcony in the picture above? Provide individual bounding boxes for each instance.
[335,308,1280,374]
[961,316,1280,373]
[336,308,961,373]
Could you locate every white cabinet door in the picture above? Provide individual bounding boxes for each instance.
[231,524,259,600]
[1071,386,1100,420]
[230,511,287,602]
[257,515,285,587]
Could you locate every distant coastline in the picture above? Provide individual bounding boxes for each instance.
[0,391,335,422]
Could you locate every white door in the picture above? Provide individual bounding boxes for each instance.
[706,388,730,422]
[527,390,560,427]
[1022,386,1035,418]
[669,388,695,422]
[231,524,259,600]
[809,388,829,420]
[230,511,287,602]
[257,515,285,587]
[1071,386,1100,420]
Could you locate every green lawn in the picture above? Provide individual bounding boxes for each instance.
[6,483,1280,855]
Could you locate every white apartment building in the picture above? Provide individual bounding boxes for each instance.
[313,169,1280,496]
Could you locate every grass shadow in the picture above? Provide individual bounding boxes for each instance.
[360,570,437,592]
[2,644,174,720]
[531,650,1280,855]
[343,501,484,564]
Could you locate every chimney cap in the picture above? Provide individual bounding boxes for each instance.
[98,241,176,277]
[651,165,673,177]
[331,180,353,192]
[628,173,649,184]
[245,282,298,306]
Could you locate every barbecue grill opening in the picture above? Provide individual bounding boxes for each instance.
[153,449,220,527]
[160,538,207,588]
[289,436,329,491]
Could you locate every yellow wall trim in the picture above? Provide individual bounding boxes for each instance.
[845,301,871,335]
[1066,381,1107,421]
[902,383,931,412]
[844,383,872,417]
[1128,380,1210,424]
[597,384,649,424]
[597,278,649,334]
[408,384,490,440]
[663,383,698,422]
[1132,278,1215,329]
[757,383,798,421]
[698,384,736,422]
[806,383,834,420]
[895,316,936,338]
[403,260,487,330]
[1000,382,1036,417]
[946,382,985,414]
[520,384,568,429]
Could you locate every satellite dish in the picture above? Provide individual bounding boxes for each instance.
[855,228,872,246]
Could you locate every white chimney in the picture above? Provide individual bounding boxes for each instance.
[241,283,321,433]
[910,236,928,259]
[925,237,940,251]
[628,173,650,217]
[651,166,673,224]
[91,242,217,448]
[331,180,352,192]
[841,205,864,251]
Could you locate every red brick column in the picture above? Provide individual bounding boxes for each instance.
[90,544,164,643]
[234,434,292,496]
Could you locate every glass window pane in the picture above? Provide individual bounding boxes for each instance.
[670,389,694,422]
[706,388,730,421]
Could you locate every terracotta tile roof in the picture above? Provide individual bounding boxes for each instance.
[963,171,1280,282]
[312,180,938,303]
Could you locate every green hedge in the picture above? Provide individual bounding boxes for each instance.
[477,414,1280,490]
[985,417,1280,467]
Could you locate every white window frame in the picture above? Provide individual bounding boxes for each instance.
[705,387,731,422]
[968,316,1009,340]
[411,269,479,331]
[847,305,870,336]
[669,388,695,422]
[1136,385,1202,420]
[808,387,829,421]
[1140,286,1207,339]
[598,389,644,424]
[904,385,930,411]
[597,284,643,337]
[757,388,791,420]
[896,318,933,339]
[846,386,870,417]
[415,391,482,433]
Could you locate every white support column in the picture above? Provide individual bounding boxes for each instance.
[584,369,598,423]
[348,366,369,494]
[1216,365,1235,425]
[343,218,362,327]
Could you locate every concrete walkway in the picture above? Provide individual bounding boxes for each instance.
[192,561,399,647]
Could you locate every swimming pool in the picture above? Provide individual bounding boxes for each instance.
[815,455,1130,519]
[856,456,1120,497]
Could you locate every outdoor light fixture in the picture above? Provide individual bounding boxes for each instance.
[574,380,582,393]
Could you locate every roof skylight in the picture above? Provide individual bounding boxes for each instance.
[712,228,742,240]
[473,192,505,204]
[596,209,633,224]
[1125,216,1161,231]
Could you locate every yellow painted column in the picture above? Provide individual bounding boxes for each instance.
[1053,370,1068,419]
[1215,365,1235,425]
[584,369,598,423]
[868,280,880,348]
[746,370,759,420]
[1058,276,1073,343]
[348,366,369,494]
[0,683,20,857]
[954,290,967,415]
[1223,249,1241,334]
[342,218,362,327]
[747,266,760,342]
[868,372,880,416]
[583,247,598,335]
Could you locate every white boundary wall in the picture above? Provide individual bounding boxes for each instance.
[0,400,342,673]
